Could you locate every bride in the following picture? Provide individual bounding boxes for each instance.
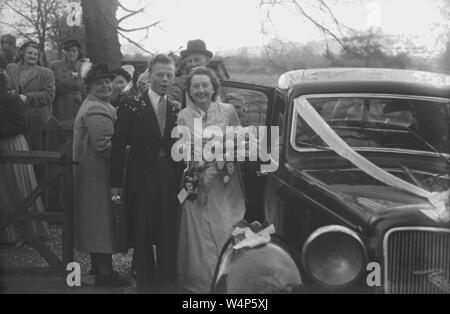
[176,67,246,293]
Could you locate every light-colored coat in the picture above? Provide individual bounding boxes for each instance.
[50,59,84,121]
[73,95,117,253]
[7,62,55,150]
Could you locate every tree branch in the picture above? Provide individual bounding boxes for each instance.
[117,1,137,13]
[5,1,36,27]
[0,21,36,41]
[117,21,161,32]
[118,31,154,55]
[117,7,144,23]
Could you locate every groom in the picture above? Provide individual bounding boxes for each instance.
[110,54,184,292]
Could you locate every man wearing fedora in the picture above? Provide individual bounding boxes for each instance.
[168,39,226,108]
[73,63,128,287]
[50,39,85,121]
[111,54,184,292]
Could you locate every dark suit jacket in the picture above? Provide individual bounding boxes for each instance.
[0,90,28,138]
[110,91,185,200]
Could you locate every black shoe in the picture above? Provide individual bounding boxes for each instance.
[95,272,130,288]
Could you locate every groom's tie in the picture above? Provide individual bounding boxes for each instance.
[157,96,166,137]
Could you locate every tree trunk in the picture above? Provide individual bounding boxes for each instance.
[81,0,122,69]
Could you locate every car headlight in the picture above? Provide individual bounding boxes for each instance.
[302,225,367,288]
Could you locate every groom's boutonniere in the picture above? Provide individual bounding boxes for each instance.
[137,94,147,109]
[171,100,182,113]
[170,100,182,121]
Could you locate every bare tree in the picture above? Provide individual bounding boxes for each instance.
[259,0,359,53]
[0,0,67,65]
[81,0,160,68]
[0,0,160,67]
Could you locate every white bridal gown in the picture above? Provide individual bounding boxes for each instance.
[176,100,246,293]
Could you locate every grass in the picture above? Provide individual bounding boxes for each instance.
[228,70,282,86]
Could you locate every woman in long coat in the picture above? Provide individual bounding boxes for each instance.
[73,64,128,287]
[0,70,49,243]
[50,39,84,122]
[6,41,55,151]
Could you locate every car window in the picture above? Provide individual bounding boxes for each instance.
[224,87,268,127]
[293,96,450,154]
[314,98,416,127]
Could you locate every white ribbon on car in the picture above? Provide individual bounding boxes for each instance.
[232,224,276,250]
[294,98,447,214]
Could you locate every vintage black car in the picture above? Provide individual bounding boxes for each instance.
[212,68,450,294]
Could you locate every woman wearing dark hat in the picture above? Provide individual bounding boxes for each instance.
[6,41,55,151]
[110,67,132,112]
[0,69,49,244]
[50,39,85,121]
[73,63,128,287]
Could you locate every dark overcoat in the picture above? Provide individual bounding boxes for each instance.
[50,59,84,121]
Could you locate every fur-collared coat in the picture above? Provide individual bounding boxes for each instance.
[7,62,55,150]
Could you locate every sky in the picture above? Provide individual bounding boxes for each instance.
[0,0,447,57]
[118,0,448,57]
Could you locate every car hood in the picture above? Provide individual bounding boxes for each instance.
[307,167,450,227]
[287,153,449,228]
[333,183,448,223]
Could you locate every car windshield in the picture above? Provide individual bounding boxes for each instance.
[293,95,450,155]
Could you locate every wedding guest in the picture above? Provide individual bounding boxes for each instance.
[0,70,49,244]
[111,54,184,292]
[7,41,55,151]
[112,65,148,118]
[168,39,225,107]
[132,65,150,95]
[73,64,128,287]
[0,34,17,70]
[177,67,246,293]
[110,67,132,111]
[50,39,84,122]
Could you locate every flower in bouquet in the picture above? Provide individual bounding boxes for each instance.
[226,162,235,175]
[204,163,218,185]
[217,161,225,170]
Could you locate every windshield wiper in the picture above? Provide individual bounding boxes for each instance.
[390,124,450,163]
[400,165,424,188]
[296,140,333,151]
[420,170,450,185]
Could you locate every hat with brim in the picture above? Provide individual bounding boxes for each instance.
[63,39,82,51]
[85,64,114,84]
[111,67,132,83]
[180,39,213,59]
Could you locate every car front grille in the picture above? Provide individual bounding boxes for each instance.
[384,227,450,294]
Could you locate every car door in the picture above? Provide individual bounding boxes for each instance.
[220,80,278,223]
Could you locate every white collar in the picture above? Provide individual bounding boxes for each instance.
[147,88,166,112]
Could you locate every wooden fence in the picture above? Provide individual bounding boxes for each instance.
[0,144,77,275]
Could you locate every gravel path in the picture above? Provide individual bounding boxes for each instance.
[0,225,137,293]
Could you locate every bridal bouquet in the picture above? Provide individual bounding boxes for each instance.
[182,160,236,201]
[180,126,259,202]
